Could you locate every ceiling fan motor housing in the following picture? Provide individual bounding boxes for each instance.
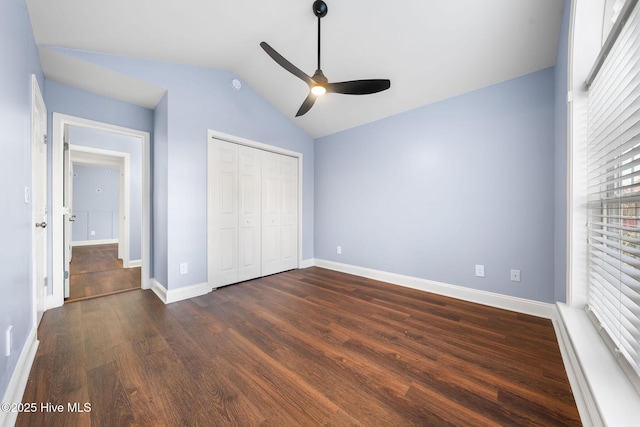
[313,0,328,18]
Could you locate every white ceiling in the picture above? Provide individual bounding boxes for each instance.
[26,0,565,139]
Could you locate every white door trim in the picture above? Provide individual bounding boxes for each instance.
[70,145,131,266]
[207,129,304,285]
[31,75,47,326]
[50,113,151,308]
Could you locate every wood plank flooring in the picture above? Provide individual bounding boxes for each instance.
[18,267,581,426]
[67,244,140,302]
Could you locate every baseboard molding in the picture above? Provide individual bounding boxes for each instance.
[46,293,62,310]
[126,259,142,268]
[149,278,211,304]
[313,259,556,319]
[299,258,315,269]
[0,327,39,427]
[553,303,640,427]
[72,239,118,247]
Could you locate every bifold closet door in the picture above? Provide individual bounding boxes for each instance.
[209,140,262,287]
[209,140,239,287]
[237,145,262,282]
[262,151,298,276]
[209,138,297,288]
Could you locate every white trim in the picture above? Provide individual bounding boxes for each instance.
[72,239,119,247]
[128,259,142,268]
[149,278,210,304]
[299,258,315,269]
[553,303,640,427]
[552,305,600,427]
[149,278,167,302]
[0,327,39,427]
[208,129,302,158]
[314,259,556,319]
[567,0,604,308]
[51,113,151,308]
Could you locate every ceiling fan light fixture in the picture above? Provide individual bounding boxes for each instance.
[311,85,326,96]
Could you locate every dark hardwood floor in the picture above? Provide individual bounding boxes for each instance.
[19,267,581,426]
[67,244,140,302]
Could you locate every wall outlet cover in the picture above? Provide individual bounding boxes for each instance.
[179,262,188,275]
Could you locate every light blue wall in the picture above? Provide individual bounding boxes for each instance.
[0,0,43,402]
[44,80,153,286]
[68,126,143,260]
[44,80,155,133]
[153,93,169,285]
[49,49,315,290]
[554,0,571,303]
[315,68,557,303]
[72,165,120,242]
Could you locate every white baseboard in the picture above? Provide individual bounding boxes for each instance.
[46,293,62,310]
[127,259,142,268]
[313,259,555,319]
[0,327,39,427]
[72,239,118,247]
[553,303,640,427]
[149,278,211,304]
[299,258,315,269]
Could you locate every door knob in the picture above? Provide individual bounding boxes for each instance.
[35,222,47,228]
[69,215,76,222]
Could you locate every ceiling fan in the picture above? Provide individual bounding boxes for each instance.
[260,0,391,117]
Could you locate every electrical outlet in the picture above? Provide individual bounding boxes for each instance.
[90,230,96,236]
[337,246,342,255]
[179,262,188,275]
[511,269,521,282]
[475,264,485,277]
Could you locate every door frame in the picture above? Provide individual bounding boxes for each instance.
[31,75,47,326]
[50,113,150,308]
[69,146,131,265]
[207,129,304,289]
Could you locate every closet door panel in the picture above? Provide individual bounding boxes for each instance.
[280,155,298,271]
[238,146,262,282]
[262,151,282,276]
[210,140,239,287]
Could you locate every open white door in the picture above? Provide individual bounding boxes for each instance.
[31,76,47,325]
[63,130,73,299]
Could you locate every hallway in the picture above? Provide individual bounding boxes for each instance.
[67,244,140,302]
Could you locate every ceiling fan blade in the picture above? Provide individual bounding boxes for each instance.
[327,79,391,95]
[260,42,314,86]
[295,93,317,117]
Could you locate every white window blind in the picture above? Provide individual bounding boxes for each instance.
[587,0,640,388]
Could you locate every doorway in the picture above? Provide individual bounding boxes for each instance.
[50,114,150,308]
[65,147,139,302]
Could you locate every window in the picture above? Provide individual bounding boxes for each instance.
[586,0,640,390]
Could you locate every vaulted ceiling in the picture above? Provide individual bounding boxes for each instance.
[26,0,564,138]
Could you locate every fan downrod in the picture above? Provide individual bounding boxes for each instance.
[313,0,328,18]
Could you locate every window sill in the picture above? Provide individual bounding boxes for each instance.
[554,303,640,426]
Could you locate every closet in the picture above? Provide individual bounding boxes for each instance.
[208,138,299,288]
